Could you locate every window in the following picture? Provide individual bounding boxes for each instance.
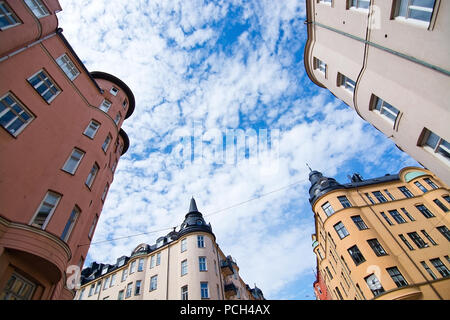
[122,99,128,109]
[156,252,161,266]
[114,112,121,125]
[414,181,428,193]
[28,70,60,103]
[433,199,449,212]
[386,267,408,288]
[199,257,207,271]
[125,282,132,298]
[83,120,100,139]
[321,202,335,217]
[130,260,136,274]
[380,212,394,225]
[430,258,450,278]
[395,0,436,26]
[407,231,428,248]
[88,284,95,296]
[339,73,356,94]
[399,234,414,250]
[349,0,370,9]
[365,193,375,204]
[118,290,124,300]
[101,183,109,202]
[373,96,399,123]
[78,288,85,300]
[181,259,188,276]
[181,285,188,300]
[85,163,99,188]
[110,273,116,287]
[110,87,119,96]
[365,273,385,297]
[60,206,80,242]
[334,222,349,239]
[319,0,332,5]
[102,277,110,289]
[421,261,437,280]
[398,186,414,198]
[314,57,327,75]
[102,134,112,152]
[436,226,450,241]
[421,230,437,245]
[99,99,112,113]
[338,196,352,208]
[135,280,142,295]
[62,148,85,174]
[138,258,144,272]
[31,191,61,228]
[88,214,98,239]
[384,189,395,201]
[367,239,387,256]
[388,209,407,224]
[351,215,368,230]
[0,273,36,300]
[421,129,450,163]
[325,266,333,280]
[0,93,34,136]
[197,235,205,248]
[424,178,438,189]
[373,191,388,203]
[150,255,155,268]
[200,282,209,299]
[181,238,187,252]
[347,245,365,266]
[0,2,21,30]
[415,204,435,218]
[24,0,49,18]
[121,269,128,282]
[150,275,158,291]
[56,54,80,81]
[401,208,415,221]
[335,286,344,300]
[94,281,101,294]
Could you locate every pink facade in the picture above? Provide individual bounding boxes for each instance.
[0,0,135,299]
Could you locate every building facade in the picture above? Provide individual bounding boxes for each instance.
[75,199,265,301]
[309,166,450,300]
[0,0,135,300]
[304,0,450,184]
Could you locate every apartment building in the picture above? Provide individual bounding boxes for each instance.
[309,166,450,300]
[0,0,135,299]
[75,198,265,300]
[304,0,450,184]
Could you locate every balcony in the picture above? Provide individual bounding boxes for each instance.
[224,282,237,299]
[220,257,235,277]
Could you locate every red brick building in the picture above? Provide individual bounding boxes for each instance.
[0,0,135,299]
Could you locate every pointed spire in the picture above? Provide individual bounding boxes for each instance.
[188,197,199,213]
[306,163,313,172]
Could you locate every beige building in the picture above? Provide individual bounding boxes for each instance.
[304,0,450,184]
[309,166,450,300]
[75,198,264,300]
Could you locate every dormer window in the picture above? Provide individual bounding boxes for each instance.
[117,257,125,267]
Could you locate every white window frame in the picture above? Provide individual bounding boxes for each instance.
[0,92,34,136]
[56,53,80,81]
[85,163,99,188]
[110,87,119,96]
[421,129,450,164]
[150,275,158,291]
[181,259,188,276]
[199,256,207,271]
[83,120,100,139]
[24,0,49,18]
[181,285,188,300]
[99,99,112,113]
[102,133,112,152]
[339,73,356,95]
[60,205,80,242]
[349,0,370,10]
[394,0,436,27]
[28,70,61,103]
[318,0,332,5]
[30,191,61,229]
[200,282,209,299]
[197,235,205,248]
[62,148,85,174]
[314,57,327,77]
[372,96,400,124]
[114,112,121,125]
[0,1,21,30]
[321,201,335,217]
[181,238,187,252]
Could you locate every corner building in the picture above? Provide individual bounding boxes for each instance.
[0,0,135,299]
[309,167,450,300]
[75,199,265,300]
[304,0,450,184]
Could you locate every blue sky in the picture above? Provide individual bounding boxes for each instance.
[57,0,418,299]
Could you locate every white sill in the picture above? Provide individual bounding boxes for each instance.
[394,16,430,29]
[423,145,450,166]
[349,7,369,13]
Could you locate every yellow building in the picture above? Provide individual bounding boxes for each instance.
[309,167,450,300]
[75,198,264,300]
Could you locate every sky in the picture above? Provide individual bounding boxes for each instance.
[56,0,419,300]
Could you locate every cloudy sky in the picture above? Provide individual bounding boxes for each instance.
[57,0,418,299]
